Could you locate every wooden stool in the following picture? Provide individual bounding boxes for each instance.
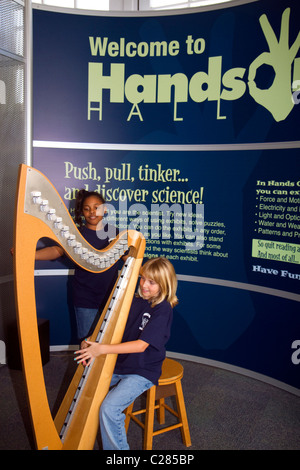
[125,358,191,450]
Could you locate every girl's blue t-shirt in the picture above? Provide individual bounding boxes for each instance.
[72,224,119,309]
[114,296,173,385]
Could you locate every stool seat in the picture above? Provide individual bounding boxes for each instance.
[159,359,183,385]
[125,358,191,450]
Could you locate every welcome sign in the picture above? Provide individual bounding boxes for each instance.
[87,7,299,125]
[33,0,300,391]
[33,0,300,144]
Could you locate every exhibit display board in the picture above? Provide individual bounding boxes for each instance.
[32,0,300,392]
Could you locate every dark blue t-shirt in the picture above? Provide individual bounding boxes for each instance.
[72,224,119,309]
[114,296,173,385]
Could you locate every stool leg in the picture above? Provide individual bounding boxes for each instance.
[144,386,156,450]
[175,380,191,447]
[157,398,165,425]
[124,402,134,432]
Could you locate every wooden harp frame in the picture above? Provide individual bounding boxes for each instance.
[13,164,145,450]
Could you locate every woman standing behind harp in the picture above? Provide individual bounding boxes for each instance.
[35,189,124,344]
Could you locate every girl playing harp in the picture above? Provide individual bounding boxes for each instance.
[75,257,178,450]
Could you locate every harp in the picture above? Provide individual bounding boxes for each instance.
[13,164,145,450]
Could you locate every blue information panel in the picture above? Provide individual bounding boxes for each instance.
[33,0,300,391]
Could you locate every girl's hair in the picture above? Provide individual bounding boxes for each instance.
[138,257,178,308]
[74,189,105,227]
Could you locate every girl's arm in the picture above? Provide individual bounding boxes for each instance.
[10,245,64,260]
[74,339,149,367]
[35,246,64,260]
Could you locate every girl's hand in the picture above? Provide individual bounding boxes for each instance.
[80,337,90,350]
[74,339,148,367]
[74,341,103,367]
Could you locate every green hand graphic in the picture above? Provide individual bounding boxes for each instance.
[248,8,300,122]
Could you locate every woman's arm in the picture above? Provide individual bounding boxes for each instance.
[74,339,149,367]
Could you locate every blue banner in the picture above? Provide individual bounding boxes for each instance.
[33,0,300,145]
